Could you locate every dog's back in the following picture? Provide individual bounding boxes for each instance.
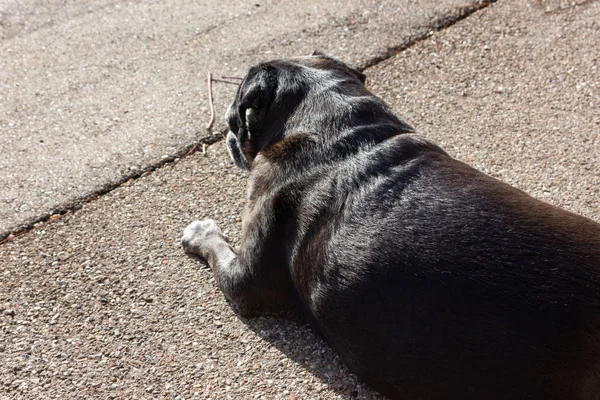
[260,131,600,399]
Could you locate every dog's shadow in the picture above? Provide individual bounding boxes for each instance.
[185,254,383,398]
[240,314,385,399]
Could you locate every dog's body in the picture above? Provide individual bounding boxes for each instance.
[182,55,600,399]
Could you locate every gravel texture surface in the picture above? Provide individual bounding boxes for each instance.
[1,0,599,399]
[0,0,485,237]
[1,144,382,400]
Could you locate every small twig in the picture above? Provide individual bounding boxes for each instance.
[221,75,243,80]
[185,131,226,157]
[0,230,27,245]
[202,143,207,156]
[211,78,242,85]
[206,72,215,132]
[186,144,199,156]
[0,210,73,245]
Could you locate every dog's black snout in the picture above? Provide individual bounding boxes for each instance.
[225,104,239,134]
[226,131,250,171]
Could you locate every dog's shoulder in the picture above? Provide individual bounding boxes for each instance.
[260,132,317,167]
[247,131,449,213]
[247,133,315,200]
[260,130,447,169]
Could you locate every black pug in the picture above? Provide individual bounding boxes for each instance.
[182,54,600,400]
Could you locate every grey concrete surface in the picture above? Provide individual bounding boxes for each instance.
[1,0,599,399]
[0,0,485,238]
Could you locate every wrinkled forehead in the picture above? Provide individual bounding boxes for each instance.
[267,55,356,78]
[228,55,364,115]
[229,56,344,105]
[274,55,337,67]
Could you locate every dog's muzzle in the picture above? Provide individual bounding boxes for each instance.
[226,131,251,170]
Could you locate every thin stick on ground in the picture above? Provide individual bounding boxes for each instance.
[186,72,238,156]
[212,78,242,85]
[221,75,243,80]
[0,211,73,245]
[206,72,215,132]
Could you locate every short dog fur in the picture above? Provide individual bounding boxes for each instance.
[182,54,600,399]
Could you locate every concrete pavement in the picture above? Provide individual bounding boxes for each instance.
[1,0,599,399]
[0,0,486,238]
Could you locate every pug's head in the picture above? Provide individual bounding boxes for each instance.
[224,53,368,170]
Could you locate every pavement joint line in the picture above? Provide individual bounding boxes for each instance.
[357,0,498,71]
[0,130,226,245]
[0,0,497,246]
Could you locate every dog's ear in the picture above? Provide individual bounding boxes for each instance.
[226,65,278,170]
[310,52,366,84]
[228,66,274,135]
[350,68,367,84]
[330,58,366,84]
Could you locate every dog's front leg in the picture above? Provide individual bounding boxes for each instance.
[181,218,292,316]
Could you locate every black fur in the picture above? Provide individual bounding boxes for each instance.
[183,54,600,400]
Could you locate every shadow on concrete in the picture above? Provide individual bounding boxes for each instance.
[241,315,384,399]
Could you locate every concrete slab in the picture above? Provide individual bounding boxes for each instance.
[0,0,598,399]
[0,0,485,237]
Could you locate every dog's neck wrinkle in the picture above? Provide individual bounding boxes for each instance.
[284,92,411,138]
[261,124,408,183]
[258,87,415,176]
[265,106,414,177]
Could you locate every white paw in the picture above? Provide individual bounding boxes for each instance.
[181,219,226,256]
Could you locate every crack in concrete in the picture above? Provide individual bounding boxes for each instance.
[0,0,498,244]
[0,130,226,244]
[357,1,498,71]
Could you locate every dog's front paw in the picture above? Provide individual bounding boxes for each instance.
[181,219,226,258]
